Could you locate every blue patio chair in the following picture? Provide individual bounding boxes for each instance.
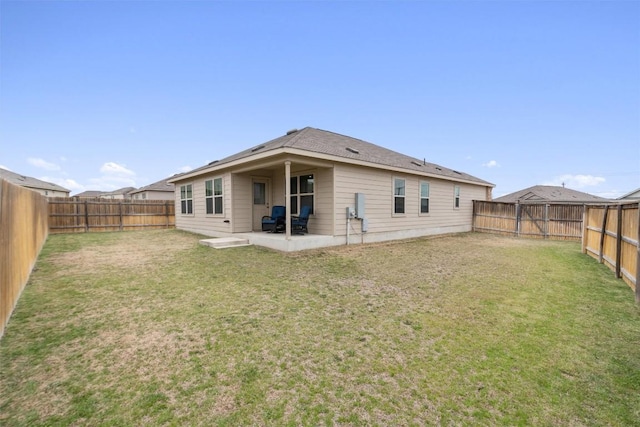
[262,205,285,232]
[291,205,311,234]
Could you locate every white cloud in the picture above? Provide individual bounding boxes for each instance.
[40,176,85,192]
[543,174,606,189]
[100,162,135,176]
[482,160,500,168]
[28,157,61,171]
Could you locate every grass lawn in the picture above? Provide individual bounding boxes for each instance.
[1,230,639,426]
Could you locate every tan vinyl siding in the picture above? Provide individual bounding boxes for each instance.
[174,172,233,236]
[232,174,252,232]
[334,164,487,236]
[313,167,334,235]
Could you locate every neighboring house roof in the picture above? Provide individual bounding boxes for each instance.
[101,187,136,197]
[129,178,174,195]
[0,167,70,193]
[494,185,609,203]
[618,187,640,200]
[74,190,106,198]
[171,127,493,186]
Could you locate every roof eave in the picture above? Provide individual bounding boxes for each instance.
[171,147,493,188]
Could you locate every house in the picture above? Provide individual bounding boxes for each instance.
[99,187,135,200]
[168,127,494,251]
[73,190,106,198]
[0,167,70,197]
[494,185,609,204]
[129,178,175,200]
[618,187,640,200]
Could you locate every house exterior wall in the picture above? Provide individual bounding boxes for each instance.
[333,164,488,242]
[132,190,174,201]
[28,188,69,198]
[173,160,490,248]
[174,172,233,236]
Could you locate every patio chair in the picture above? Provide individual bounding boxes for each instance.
[291,205,311,234]
[262,205,286,232]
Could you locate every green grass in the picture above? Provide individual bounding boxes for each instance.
[1,230,639,426]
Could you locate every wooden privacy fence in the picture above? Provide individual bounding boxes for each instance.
[473,201,584,241]
[0,178,49,338]
[582,202,640,302]
[49,198,175,233]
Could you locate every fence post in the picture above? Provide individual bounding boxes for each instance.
[515,202,521,237]
[581,205,587,254]
[615,204,623,278]
[84,200,89,232]
[544,204,549,239]
[165,201,170,228]
[636,202,640,304]
[598,205,609,264]
[119,202,124,231]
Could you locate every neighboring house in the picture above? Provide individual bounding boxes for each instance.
[618,187,640,200]
[0,167,70,197]
[168,127,494,251]
[129,178,175,200]
[99,187,136,200]
[494,185,609,204]
[73,190,106,198]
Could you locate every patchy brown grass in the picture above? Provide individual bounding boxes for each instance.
[1,230,639,426]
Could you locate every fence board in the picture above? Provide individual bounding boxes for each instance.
[48,198,175,233]
[472,201,583,241]
[0,179,49,338]
[582,202,640,301]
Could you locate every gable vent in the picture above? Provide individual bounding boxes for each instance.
[251,145,265,152]
[346,147,359,154]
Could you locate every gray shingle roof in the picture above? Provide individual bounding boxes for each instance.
[129,178,174,194]
[101,187,136,197]
[494,185,610,203]
[180,127,493,186]
[0,167,70,193]
[74,190,106,198]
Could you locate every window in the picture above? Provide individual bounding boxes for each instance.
[394,178,405,214]
[142,193,146,200]
[420,181,430,214]
[206,178,223,214]
[290,174,314,214]
[180,184,193,214]
[454,185,460,209]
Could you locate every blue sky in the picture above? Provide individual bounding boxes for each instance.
[1,1,638,198]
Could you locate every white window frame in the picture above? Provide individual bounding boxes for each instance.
[420,181,430,215]
[289,173,314,215]
[205,177,224,215]
[180,184,193,215]
[454,185,460,209]
[393,177,406,215]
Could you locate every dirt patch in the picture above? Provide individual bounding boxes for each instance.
[48,231,196,273]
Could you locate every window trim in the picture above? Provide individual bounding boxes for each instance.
[289,173,315,215]
[205,177,224,215]
[393,177,406,216]
[419,181,430,215]
[180,183,194,215]
[454,185,460,209]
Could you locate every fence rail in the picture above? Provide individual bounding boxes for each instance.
[0,178,49,338]
[472,201,584,241]
[582,202,640,302]
[48,198,175,233]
